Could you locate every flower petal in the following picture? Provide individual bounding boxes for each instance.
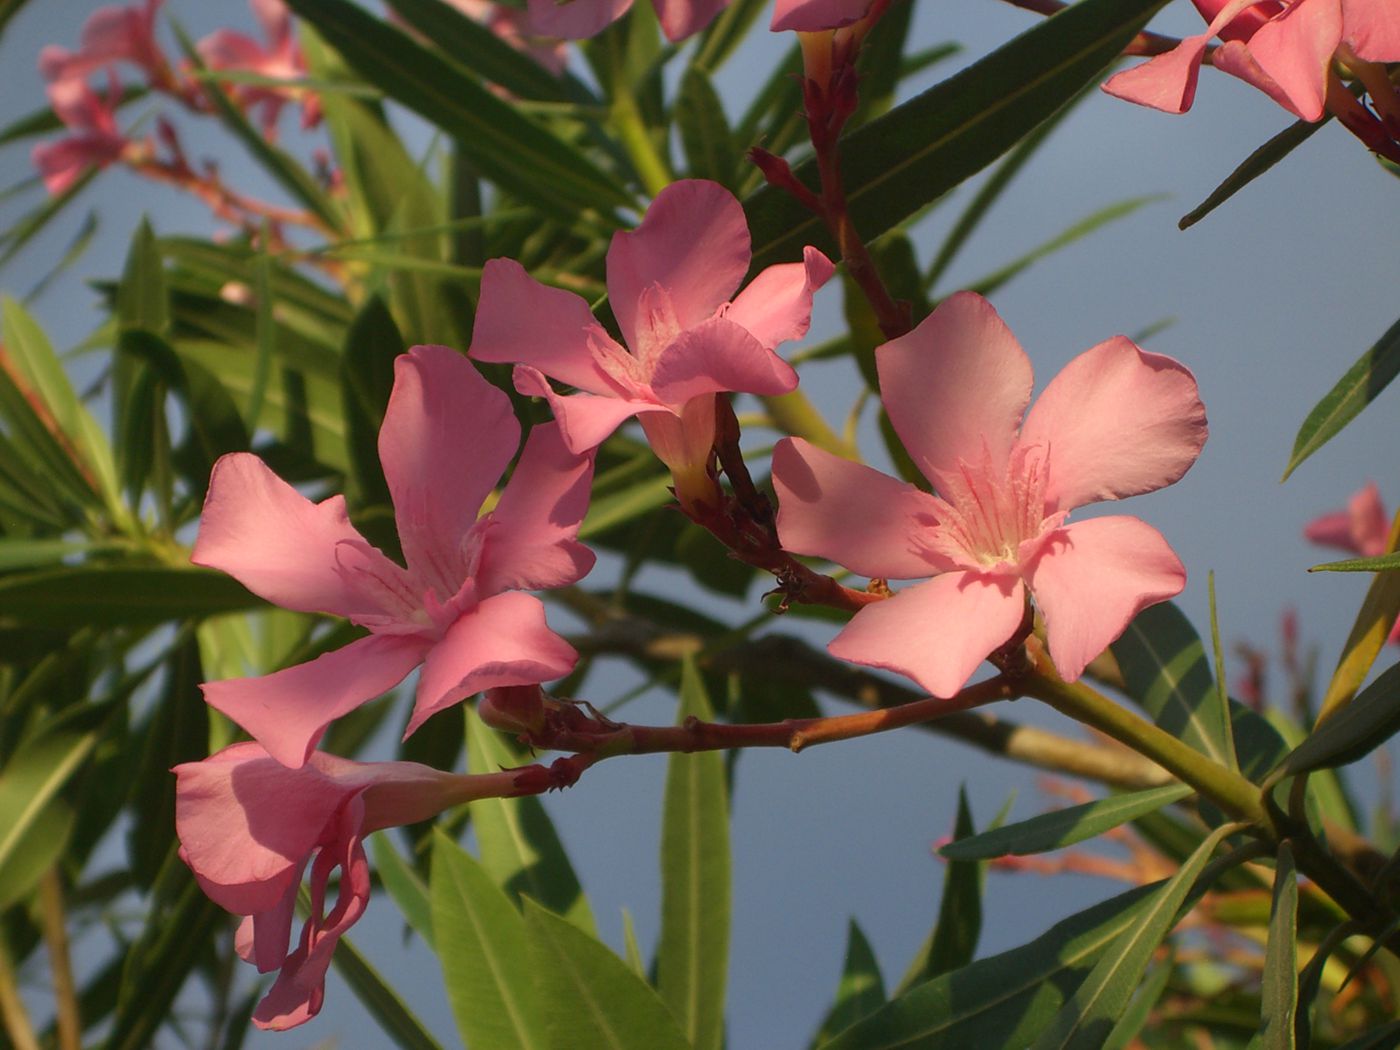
[515,365,651,453]
[1343,0,1400,60]
[1245,0,1342,121]
[1028,515,1186,682]
[476,421,597,595]
[470,258,629,396]
[1018,336,1207,513]
[1306,481,1389,556]
[526,0,632,40]
[828,571,1026,697]
[202,634,429,769]
[723,246,835,350]
[1100,34,1214,113]
[192,452,398,619]
[653,0,731,40]
[771,0,874,31]
[877,291,1033,493]
[649,316,798,406]
[379,345,518,593]
[607,180,751,350]
[773,437,948,580]
[409,592,577,736]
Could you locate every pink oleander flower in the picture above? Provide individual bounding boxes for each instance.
[771,0,876,32]
[1103,0,1400,122]
[772,291,1208,697]
[1305,481,1399,643]
[470,179,833,501]
[38,0,171,91]
[526,0,729,44]
[197,0,320,136]
[444,0,569,77]
[175,741,532,1029]
[192,345,594,769]
[31,75,132,196]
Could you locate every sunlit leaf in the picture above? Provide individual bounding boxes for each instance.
[1260,843,1297,1050]
[813,919,886,1046]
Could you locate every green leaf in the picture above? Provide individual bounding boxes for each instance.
[324,918,449,1050]
[690,0,768,72]
[1207,572,1242,772]
[813,919,886,1046]
[926,787,983,979]
[1310,551,1400,572]
[0,727,97,901]
[1334,1021,1400,1050]
[1283,314,1400,480]
[466,707,597,934]
[939,784,1192,861]
[1260,843,1297,1050]
[1111,602,1233,770]
[1101,960,1172,1050]
[430,831,547,1050]
[821,884,1159,1050]
[1269,662,1400,781]
[522,898,692,1050]
[656,658,730,1050]
[285,0,632,219]
[1179,118,1324,231]
[341,296,402,507]
[676,67,738,191]
[0,565,262,628]
[744,0,1171,270]
[371,833,434,949]
[1028,822,1237,1049]
[117,218,169,334]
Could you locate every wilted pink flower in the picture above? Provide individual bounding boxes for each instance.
[31,76,132,195]
[1305,481,1399,643]
[773,292,1207,697]
[1103,0,1400,122]
[192,345,594,769]
[470,179,833,498]
[770,0,875,32]
[175,742,530,1029]
[197,0,320,135]
[38,0,170,91]
[526,0,729,44]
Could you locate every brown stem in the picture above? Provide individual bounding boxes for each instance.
[0,941,40,1050]
[39,871,80,1050]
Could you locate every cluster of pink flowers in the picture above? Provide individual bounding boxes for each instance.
[1306,481,1400,644]
[174,173,1213,1026]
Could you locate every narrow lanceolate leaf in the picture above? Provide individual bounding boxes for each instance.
[939,785,1192,861]
[116,218,169,334]
[371,833,433,950]
[1311,551,1400,572]
[1283,315,1400,480]
[1314,514,1400,724]
[465,707,597,934]
[926,788,983,979]
[284,0,631,219]
[1101,960,1173,1050]
[657,659,730,1050]
[1028,823,1237,1050]
[677,67,738,191]
[430,831,547,1050]
[1269,662,1400,781]
[813,919,886,1046]
[1207,572,1241,772]
[744,0,1171,270]
[1260,844,1298,1050]
[0,565,261,628]
[324,920,448,1050]
[522,899,692,1050]
[1111,603,1233,769]
[1179,118,1324,231]
[822,884,1158,1050]
[0,730,96,881]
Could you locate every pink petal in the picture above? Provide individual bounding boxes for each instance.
[1303,508,1359,552]
[876,292,1033,495]
[772,437,949,580]
[771,0,873,31]
[653,0,731,41]
[476,421,597,595]
[1209,40,1304,116]
[1308,482,1391,556]
[1018,336,1206,513]
[723,246,836,350]
[379,346,518,593]
[1243,0,1342,121]
[649,316,798,405]
[515,365,650,453]
[607,180,751,350]
[192,452,399,619]
[1343,0,1400,60]
[408,591,577,736]
[526,0,633,39]
[1189,0,1284,41]
[201,634,429,768]
[197,28,268,70]
[828,571,1027,697]
[1028,515,1186,681]
[1101,35,1214,113]
[470,258,629,396]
